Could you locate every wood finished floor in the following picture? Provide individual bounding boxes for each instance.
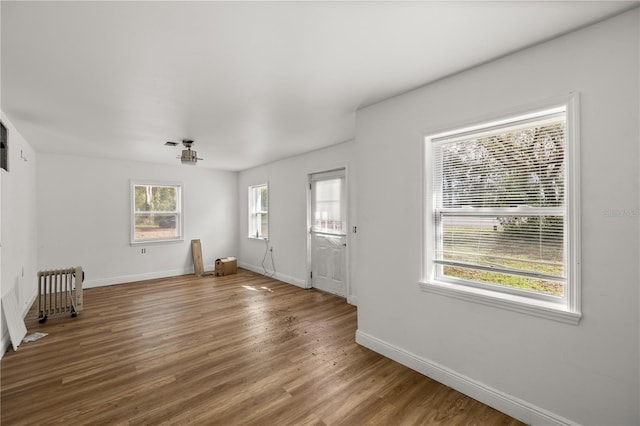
[1,270,524,425]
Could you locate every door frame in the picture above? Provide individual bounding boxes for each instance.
[306,162,351,303]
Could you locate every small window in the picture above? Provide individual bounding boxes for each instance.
[423,97,581,324]
[131,182,183,244]
[1,121,8,172]
[248,184,268,239]
[310,169,346,235]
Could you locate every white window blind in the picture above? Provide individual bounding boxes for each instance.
[432,108,567,300]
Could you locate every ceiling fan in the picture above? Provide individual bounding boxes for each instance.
[165,139,203,165]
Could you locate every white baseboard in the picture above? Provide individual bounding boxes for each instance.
[355,330,578,426]
[237,262,358,305]
[237,261,307,288]
[82,268,194,289]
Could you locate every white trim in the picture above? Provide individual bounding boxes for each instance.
[82,268,195,289]
[309,168,346,181]
[564,93,581,315]
[422,93,580,142]
[237,261,307,288]
[430,108,565,144]
[419,280,581,324]
[355,330,580,426]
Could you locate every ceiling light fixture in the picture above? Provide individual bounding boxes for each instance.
[180,140,201,165]
[166,139,203,165]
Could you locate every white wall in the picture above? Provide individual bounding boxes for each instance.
[354,9,639,426]
[237,141,357,303]
[1,113,38,352]
[37,153,238,287]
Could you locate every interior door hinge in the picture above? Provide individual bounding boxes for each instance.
[310,271,313,279]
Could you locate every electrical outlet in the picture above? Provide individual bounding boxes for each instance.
[141,248,146,254]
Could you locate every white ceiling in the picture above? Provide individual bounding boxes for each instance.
[2,1,637,171]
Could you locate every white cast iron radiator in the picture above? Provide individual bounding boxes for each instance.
[37,266,84,323]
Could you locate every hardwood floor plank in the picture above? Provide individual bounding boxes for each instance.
[1,270,524,425]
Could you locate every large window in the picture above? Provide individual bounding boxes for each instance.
[249,184,268,239]
[423,98,580,323]
[131,182,183,244]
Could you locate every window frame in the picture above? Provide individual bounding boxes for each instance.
[421,94,581,324]
[248,183,269,240]
[130,180,184,245]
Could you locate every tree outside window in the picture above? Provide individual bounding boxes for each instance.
[132,182,183,244]
[423,99,581,323]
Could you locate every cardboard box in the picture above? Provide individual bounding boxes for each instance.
[215,257,237,276]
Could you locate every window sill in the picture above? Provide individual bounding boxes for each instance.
[130,238,184,246]
[248,236,269,241]
[419,280,581,325]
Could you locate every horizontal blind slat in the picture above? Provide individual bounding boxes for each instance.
[431,108,568,296]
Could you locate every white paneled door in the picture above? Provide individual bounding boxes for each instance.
[309,169,347,297]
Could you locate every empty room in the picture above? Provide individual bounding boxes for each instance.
[1,1,639,425]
